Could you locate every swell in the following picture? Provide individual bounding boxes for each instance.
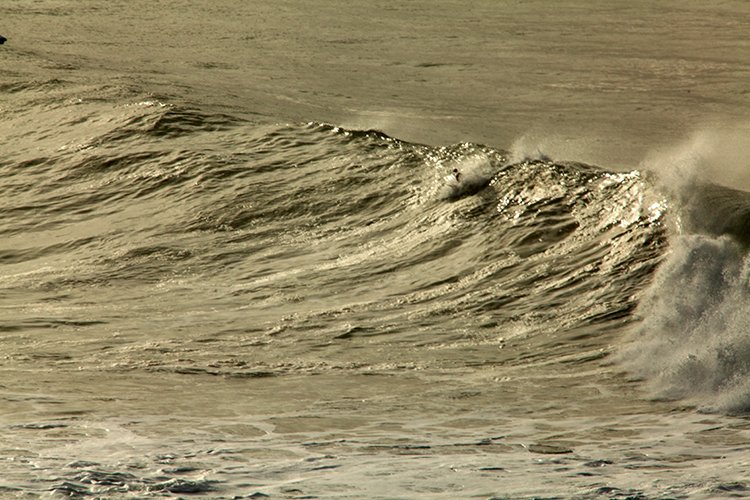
[0,91,703,389]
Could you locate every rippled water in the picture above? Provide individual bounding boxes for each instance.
[2,1,750,498]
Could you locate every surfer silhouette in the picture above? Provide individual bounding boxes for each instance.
[453,168,461,182]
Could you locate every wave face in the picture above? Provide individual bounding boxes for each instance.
[1,86,668,376]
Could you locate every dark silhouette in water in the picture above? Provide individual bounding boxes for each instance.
[0,36,6,45]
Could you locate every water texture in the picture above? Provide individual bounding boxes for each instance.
[2,1,750,498]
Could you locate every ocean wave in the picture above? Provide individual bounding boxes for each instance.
[5,91,750,413]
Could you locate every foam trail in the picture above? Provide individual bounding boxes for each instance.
[438,153,496,200]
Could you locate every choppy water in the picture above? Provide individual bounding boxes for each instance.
[2,1,750,498]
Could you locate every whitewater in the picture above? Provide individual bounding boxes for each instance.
[2,1,750,498]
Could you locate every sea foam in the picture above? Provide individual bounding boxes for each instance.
[621,127,750,412]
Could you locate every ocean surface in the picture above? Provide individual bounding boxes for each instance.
[2,1,750,498]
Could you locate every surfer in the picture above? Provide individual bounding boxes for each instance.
[0,36,6,45]
[453,168,461,182]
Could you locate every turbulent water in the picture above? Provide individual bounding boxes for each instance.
[3,1,750,499]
